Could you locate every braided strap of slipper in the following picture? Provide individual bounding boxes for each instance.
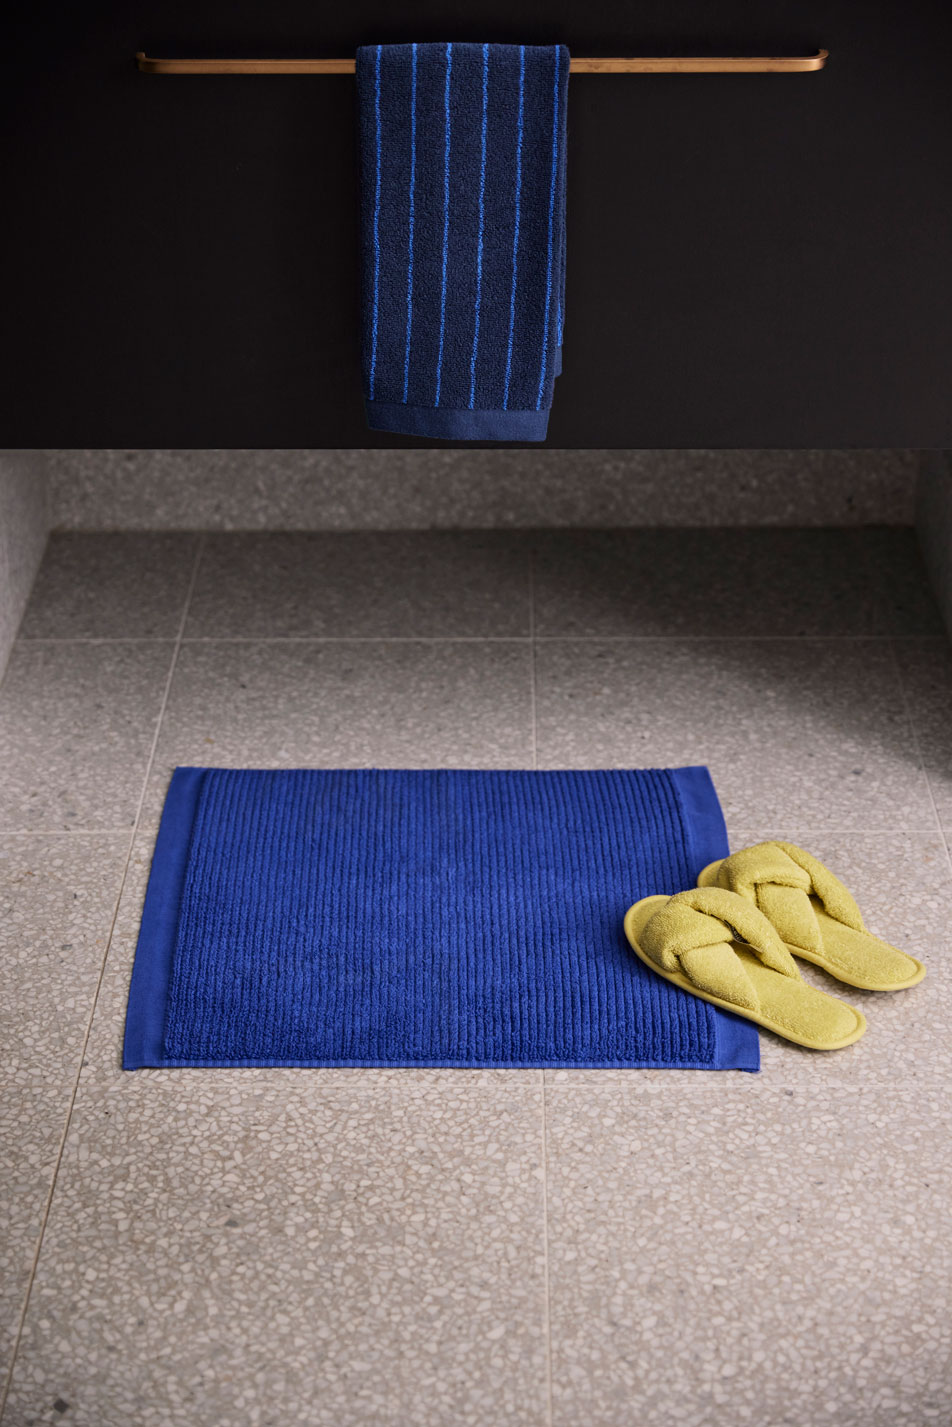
[713,842,865,955]
[640,888,801,1012]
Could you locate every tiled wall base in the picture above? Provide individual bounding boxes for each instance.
[0,451,49,676]
[46,449,918,531]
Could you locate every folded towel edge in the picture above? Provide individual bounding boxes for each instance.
[365,399,550,442]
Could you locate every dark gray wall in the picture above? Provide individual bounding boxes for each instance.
[3,2,952,447]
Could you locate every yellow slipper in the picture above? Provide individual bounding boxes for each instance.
[624,887,866,1051]
[697,842,926,991]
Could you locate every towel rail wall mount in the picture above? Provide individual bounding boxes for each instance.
[135,50,829,76]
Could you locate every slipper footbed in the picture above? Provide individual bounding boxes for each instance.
[625,896,866,1052]
[697,860,926,991]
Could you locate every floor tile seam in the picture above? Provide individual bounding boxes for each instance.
[15,637,177,645]
[0,535,206,1425]
[530,553,552,1424]
[177,635,534,644]
[887,637,952,871]
[539,1072,554,1427]
[123,532,206,855]
[15,633,939,647]
[169,633,919,645]
[0,826,141,836]
[0,802,140,1426]
[532,633,916,644]
[540,1076,922,1090]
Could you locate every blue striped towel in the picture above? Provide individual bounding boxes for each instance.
[356,43,569,442]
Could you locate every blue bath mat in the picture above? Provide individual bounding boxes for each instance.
[123,766,758,1071]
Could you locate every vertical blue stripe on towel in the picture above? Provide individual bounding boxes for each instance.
[123,766,759,1071]
[357,42,569,442]
[469,42,490,409]
[403,42,418,403]
[503,44,525,411]
[435,42,452,407]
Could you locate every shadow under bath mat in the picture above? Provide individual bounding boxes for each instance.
[123,766,759,1071]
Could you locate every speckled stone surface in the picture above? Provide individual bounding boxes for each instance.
[3,528,952,1427]
[45,449,919,531]
[893,638,952,838]
[186,532,530,638]
[2,842,549,1427]
[534,637,936,831]
[532,528,941,637]
[0,453,49,676]
[0,641,174,832]
[19,534,200,640]
[543,1081,952,1427]
[141,639,533,825]
[0,835,128,1390]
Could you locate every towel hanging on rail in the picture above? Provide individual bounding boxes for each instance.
[356,42,569,441]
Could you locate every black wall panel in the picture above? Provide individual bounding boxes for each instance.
[2,1,951,446]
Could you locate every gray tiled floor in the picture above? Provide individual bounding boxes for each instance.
[140,638,533,826]
[186,531,532,638]
[1,529,950,1426]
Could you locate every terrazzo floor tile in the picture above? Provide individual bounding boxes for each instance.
[531,528,882,637]
[141,639,533,824]
[18,534,200,641]
[892,638,952,834]
[543,1080,952,1427]
[0,835,128,1390]
[3,527,951,1427]
[0,641,175,832]
[534,638,935,831]
[185,532,531,639]
[3,845,549,1427]
[547,829,951,1092]
[4,1077,548,1427]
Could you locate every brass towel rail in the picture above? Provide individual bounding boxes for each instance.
[135,50,828,75]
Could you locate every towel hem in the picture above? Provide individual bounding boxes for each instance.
[365,399,550,442]
[122,766,206,1069]
[670,766,760,1072]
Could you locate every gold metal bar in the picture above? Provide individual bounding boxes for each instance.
[135,50,828,76]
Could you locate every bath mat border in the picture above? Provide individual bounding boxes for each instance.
[123,766,758,1072]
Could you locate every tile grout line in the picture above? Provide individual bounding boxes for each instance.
[0,829,142,837]
[18,637,178,645]
[888,636,952,873]
[529,548,554,1427]
[0,534,206,1425]
[539,1075,555,1427]
[15,633,950,646]
[19,635,534,645]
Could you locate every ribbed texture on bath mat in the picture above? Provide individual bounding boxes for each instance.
[123,767,758,1070]
[356,42,569,441]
